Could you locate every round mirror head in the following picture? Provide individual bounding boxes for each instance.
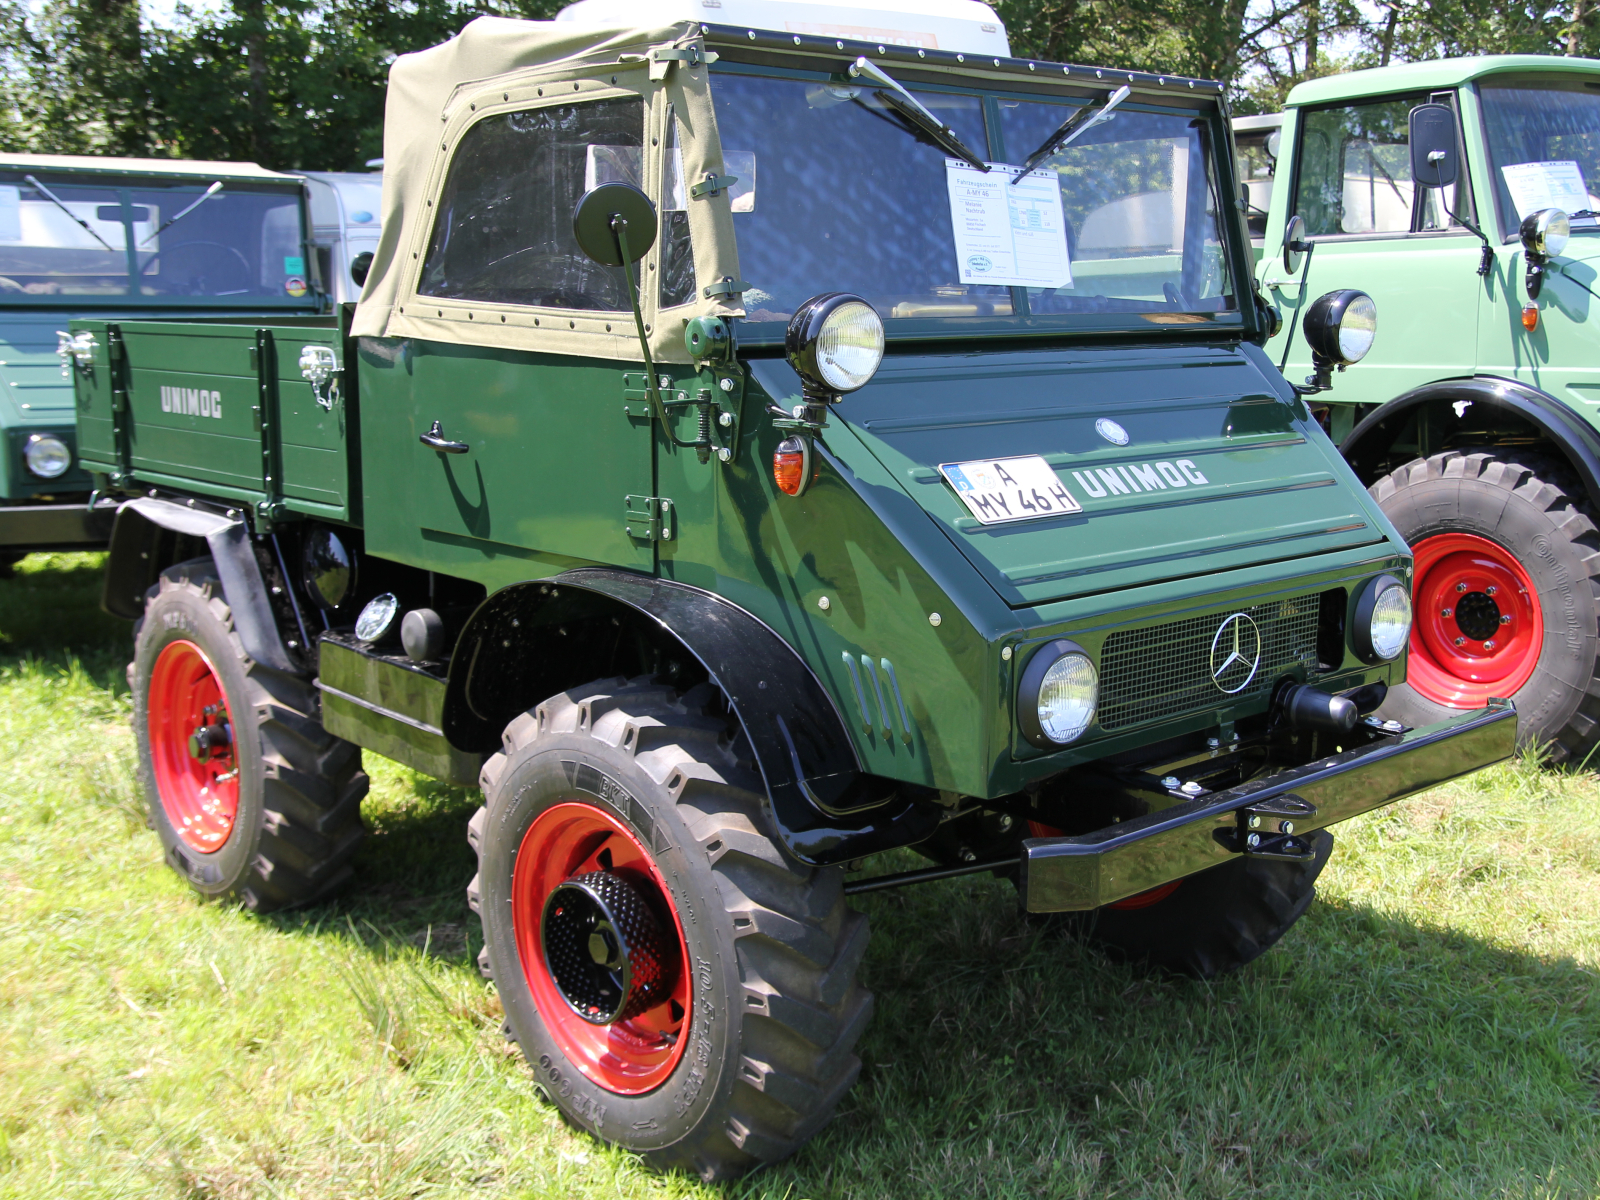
[1521,207,1570,261]
[572,182,658,267]
[302,527,355,610]
[1282,214,1306,275]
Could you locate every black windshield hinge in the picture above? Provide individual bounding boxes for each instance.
[690,172,739,200]
[702,276,748,300]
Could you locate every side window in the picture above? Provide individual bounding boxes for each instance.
[1295,95,1462,237]
[660,112,696,308]
[419,96,643,309]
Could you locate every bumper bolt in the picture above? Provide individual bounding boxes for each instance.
[1248,814,1262,829]
[1247,832,1261,849]
[1279,820,1295,834]
[1162,776,1180,789]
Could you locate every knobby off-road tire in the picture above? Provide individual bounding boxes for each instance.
[468,677,871,1181]
[1057,831,1334,979]
[132,557,367,910]
[1370,450,1600,763]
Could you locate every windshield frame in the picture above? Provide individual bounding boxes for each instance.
[705,53,1254,347]
[0,168,321,310]
[1473,71,1600,243]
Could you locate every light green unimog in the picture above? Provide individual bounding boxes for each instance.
[0,153,327,567]
[66,15,1513,1177]
[1259,58,1600,763]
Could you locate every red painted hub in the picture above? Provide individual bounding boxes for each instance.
[147,640,239,853]
[512,801,690,1094]
[1408,532,1542,708]
[1027,820,1182,909]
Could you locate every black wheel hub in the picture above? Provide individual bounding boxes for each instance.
[541,871,672,1024]
[1454,590,1502,641]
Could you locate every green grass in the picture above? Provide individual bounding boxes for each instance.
[2,552,1599,1198]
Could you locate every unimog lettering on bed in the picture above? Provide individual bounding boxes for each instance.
[71,0,1515,1179]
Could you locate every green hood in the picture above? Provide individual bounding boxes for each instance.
[754,344,1388,609]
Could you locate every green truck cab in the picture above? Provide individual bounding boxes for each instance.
[69,15,1512,1177]
[0,153,326,565]
[1258,58,1600,762]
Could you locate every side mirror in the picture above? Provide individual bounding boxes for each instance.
[1302,289,1377,391]
[572,182,658,266]
[1283,213,1310,274]
[1521,207,1570,300]
[1409,103,1458,189]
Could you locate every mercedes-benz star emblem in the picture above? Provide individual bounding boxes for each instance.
[1209,613,1262,694]
[1095,417,1130,446]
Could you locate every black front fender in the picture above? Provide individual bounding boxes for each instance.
[1342,375,1600,508]
[443,568,939,865]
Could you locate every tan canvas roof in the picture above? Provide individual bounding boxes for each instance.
[0,152,301,183]
[352,16,745,364]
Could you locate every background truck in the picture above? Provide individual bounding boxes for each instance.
[303,170,384,305]
[70,4,1513,1178]
[1257,57,1600,764]
[0,153,329,567]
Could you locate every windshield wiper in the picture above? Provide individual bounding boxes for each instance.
[1013,85,1130,183]
[23,174,115,252]
[141,181,223,247]
[847,57,989,172]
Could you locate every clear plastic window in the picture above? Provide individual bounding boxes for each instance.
[660,111,696,309]
[419,97,644,310]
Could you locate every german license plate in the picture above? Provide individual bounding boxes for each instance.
[938,455,1082,525]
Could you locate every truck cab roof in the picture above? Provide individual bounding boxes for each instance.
[1285,54,1600,106]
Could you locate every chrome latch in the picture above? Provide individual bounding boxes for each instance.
[55,330,96,377]
[1235,794,1319,860]
[298,344,341,410]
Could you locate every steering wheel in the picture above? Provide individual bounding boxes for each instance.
[139,241,255,296]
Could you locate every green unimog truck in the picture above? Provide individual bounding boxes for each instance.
[66,14,1515,1178]
[1258,57,1600,764]
[0,153,328,568]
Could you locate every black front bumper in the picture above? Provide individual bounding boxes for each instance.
[0,499,116,551]
[1020,700,1517,911]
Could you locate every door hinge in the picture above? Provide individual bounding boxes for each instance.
[625,495,675,542]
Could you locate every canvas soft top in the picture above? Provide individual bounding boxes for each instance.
[0,152,302,183]
[351,17,743,362]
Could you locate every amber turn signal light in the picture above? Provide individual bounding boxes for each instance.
[774,436,808,496]
[1522,303,1539,332]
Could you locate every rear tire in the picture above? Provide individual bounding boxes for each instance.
[469,676,870,1180]
[132,557,366,910]
[1370,450,1600,763]
[1056,831,1334,978]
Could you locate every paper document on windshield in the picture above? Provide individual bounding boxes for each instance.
[945,160,1072,289]
[1501,160,1591,220]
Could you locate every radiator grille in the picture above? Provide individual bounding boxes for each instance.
[1098,592,1326,731]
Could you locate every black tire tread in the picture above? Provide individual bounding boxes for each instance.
[136,557,367,911]
[472,676,870,1179]
[1371,449,1600,763]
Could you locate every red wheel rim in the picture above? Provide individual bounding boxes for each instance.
[147,640,239,853]
[512,801,690,1094]
[1408,533,1542,708]
[1027,820,1182,909]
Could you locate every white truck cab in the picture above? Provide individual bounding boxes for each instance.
[301,171,384,305]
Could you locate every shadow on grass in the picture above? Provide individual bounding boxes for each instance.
[0,551,132,685]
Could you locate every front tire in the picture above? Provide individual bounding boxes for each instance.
[469,677,871,1180]
[1370,450,1600,763]
[132,557,367,910]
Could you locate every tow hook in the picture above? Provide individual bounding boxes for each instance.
[1233,794,1319,860]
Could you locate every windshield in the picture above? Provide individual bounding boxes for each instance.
[0,172,312,305]
[1480,79,1600,238]
[707,70,1236,332]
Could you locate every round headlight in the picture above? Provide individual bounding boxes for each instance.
[23,433,71,479]
[354,592,400,643]
[1353,574,1412,663]
[1018,639,1099,748]
[1303,289,1377,366]
[785,292,885,396]
[1522,207,1570,260]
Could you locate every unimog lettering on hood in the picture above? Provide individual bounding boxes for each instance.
[67,3,1514,1182]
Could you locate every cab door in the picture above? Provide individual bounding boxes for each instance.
[1267,92,1483,418]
